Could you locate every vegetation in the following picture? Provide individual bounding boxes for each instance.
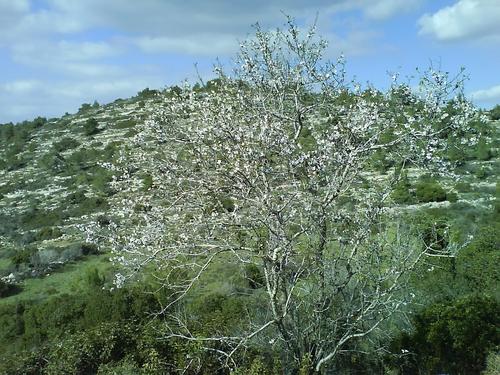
[0,19,498,374]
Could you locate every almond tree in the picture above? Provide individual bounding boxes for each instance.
[87,19,480,373]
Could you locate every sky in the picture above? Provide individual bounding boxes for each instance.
[0,0,499,123]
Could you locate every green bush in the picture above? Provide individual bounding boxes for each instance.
[0,320,179,375]
[114,119,137,129]
[83,118,99,136]
[475,166,490,179]
[38,150,66,173]
[79,103,92,113]
[489,104,500,120]
[81,242,99,256]
[10,247,36,267]
[476,138,492,161]
[187,292,245,336]
[455,181,472,193]
[483,352,500,375]
[392,172,415,204]
[394,295,499,375]
[415,180,447,203]
[52,137,80,152]
[21,207,62,230]
[136,88,159,99]
[445,190,458,203]
[457,224,500,294]
[244,264,264,289]
[36,227,63,241]
[0,280,22,298]
[142,173,153,191]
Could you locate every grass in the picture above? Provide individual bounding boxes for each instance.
[0,258,12,274]
[0,254,112,305]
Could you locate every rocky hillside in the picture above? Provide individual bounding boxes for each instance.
[0,89,499,291]
[0,89,163,287]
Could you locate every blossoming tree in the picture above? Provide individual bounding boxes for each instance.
[88,19,480,372]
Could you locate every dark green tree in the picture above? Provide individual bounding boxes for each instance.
[83,118,99,136]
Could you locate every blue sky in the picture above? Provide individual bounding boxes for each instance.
[1,0,499,123]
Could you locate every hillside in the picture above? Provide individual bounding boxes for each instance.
[0,86,499,374]
[0,90,161,287]
[1,89,498,289]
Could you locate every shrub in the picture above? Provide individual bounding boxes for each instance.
[59,244,83,263]
[78,103,92,113]
[0,280,22,298]
[53,137,80,152]
[142,173,153,191]
[455,181,472,193]
[114,119,137,129]
[475,166,490,179]
[476,138,492,161]
[36,227,63,241]
[97,215,111,226]
[187,292,245,336]
[10,247,36,268]
[38,150,66,173]
[483,352,500,375]
[394,295,499,375]
[29,115,46,129]
[445,191,458,203]
[81,242,99,256]
[83,267,105,289]
[83,118,99,136]
[415,180,447,203]
[392,172,415,204]
[489,104,500,120]
[66,190,87,205]
[244,264,264,289]
[457,224,500,294]
[136,88,159,99]
[21,207,62,230]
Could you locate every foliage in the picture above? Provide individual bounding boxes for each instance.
[476,138,492,161]
[36,226,63,241]
[415,178,447,203]
[136,87,159,99]
[86,18,480,373]
[394,295,499,375]
[392,171,415,204]
[482,352,500,375]
[83,117,100,136]
[456,224,500,295]
[114,118,137,129]
[489,104,500,120]
[78,102,98,114]
[0,281,21,298]
[52,137,80,152]
[0,16,496,375]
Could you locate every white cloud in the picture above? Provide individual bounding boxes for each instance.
[1,79,42,95]
[0,0,29,14]
[469,84,500,106]
[364,0,422,20]
[324,29,382,57]
[3,1,417,51]
[12,40,122,66]
[418,0,500,42]
[134,34,237,56]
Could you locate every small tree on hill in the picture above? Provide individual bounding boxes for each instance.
[83,118,99,136]
[86,19,481,373]
[489,104,500,120]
